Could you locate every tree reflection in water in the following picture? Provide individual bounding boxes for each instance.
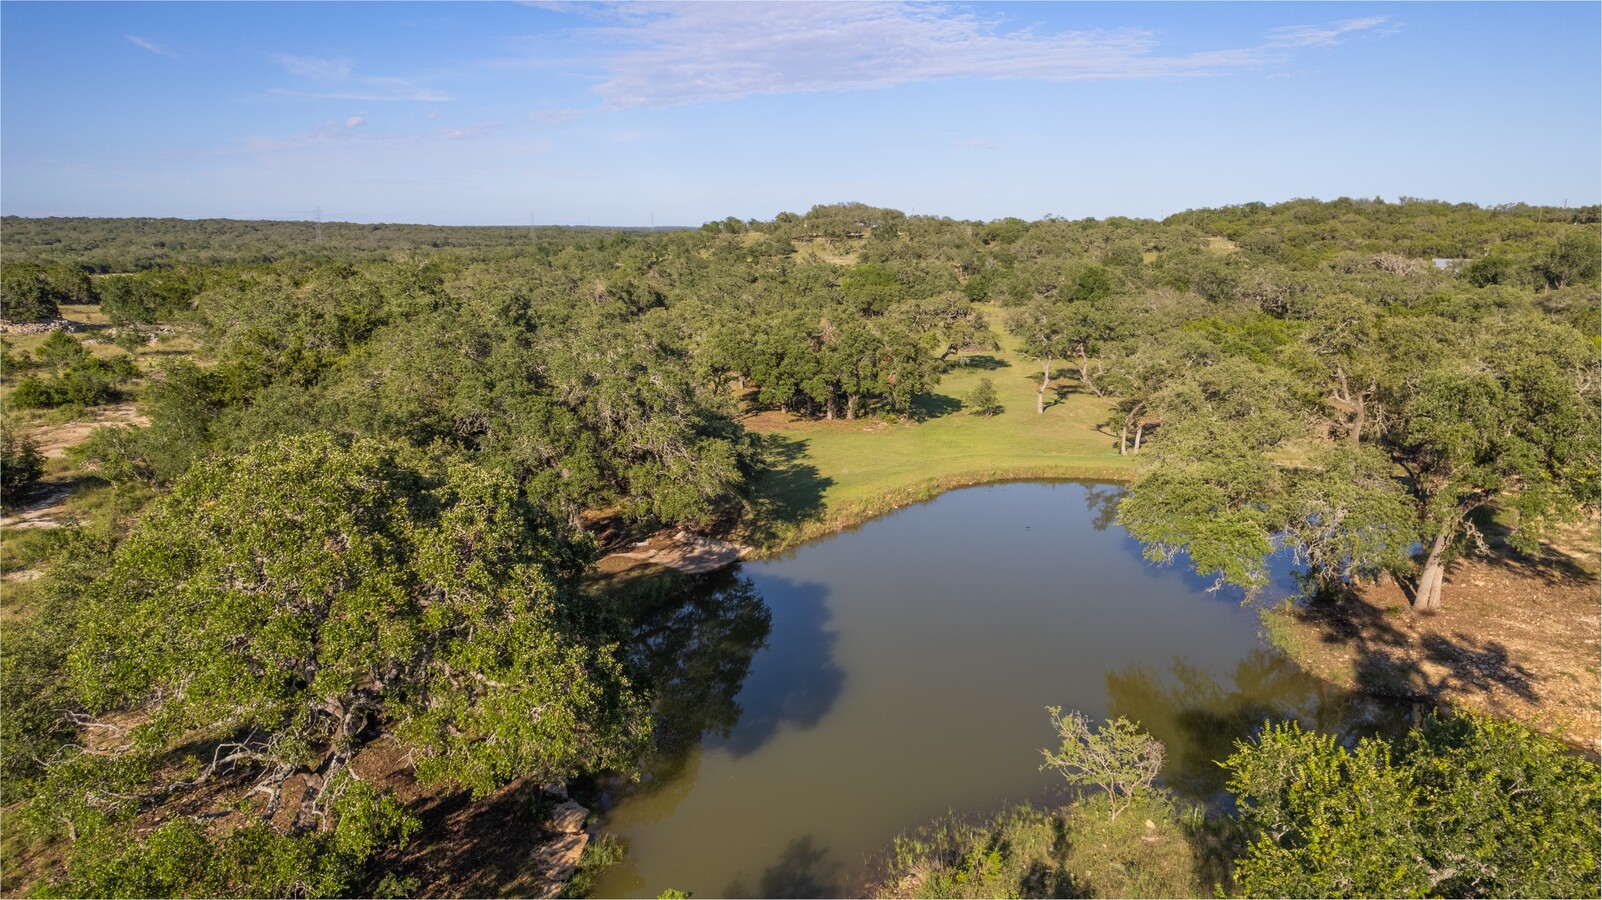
[1105,650,1406,804]
[614,570,773,809]
[723,835,841,899]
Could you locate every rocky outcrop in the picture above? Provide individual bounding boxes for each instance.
[601,530,751,575]
[0,317,81,335]
[532,832,590,899]
[548,799,589,834]
[531,797,592,898]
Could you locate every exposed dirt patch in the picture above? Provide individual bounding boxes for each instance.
[358,736,585,898]
[1270,548,1600,756]
[0,483,71,530]
[24,403,147,459]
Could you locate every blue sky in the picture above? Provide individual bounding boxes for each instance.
[3,1,1597,225]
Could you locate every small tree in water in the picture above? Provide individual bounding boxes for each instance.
[1040,707,1164,821]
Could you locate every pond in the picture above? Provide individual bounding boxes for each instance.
[593,482,1403,898]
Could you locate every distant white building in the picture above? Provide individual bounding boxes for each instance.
[1432,258,1468,270]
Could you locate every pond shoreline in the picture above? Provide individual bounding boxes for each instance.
[738,464,1135,557]
[734,470,1598,759]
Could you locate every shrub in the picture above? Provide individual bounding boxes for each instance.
[1040,708,1165,822]
[9,376,57,409]
[876,805,1073,899]
[1225,713,1601,898]
[965,378,1002,416]
[6,346,136,409]
[1,261,62,322]
[1,422,45,504]
[873,794,1203,899]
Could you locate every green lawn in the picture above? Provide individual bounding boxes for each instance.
[738,338,1137,552]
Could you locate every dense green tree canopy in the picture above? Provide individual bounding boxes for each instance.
[1226,714,1600,898]
[67,433,650,831]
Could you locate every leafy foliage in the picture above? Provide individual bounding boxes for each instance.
[3,199,1597,895]
[7,331,138,409]
[1,418,45,504]
[1,260,65,321]
[1039,708,1165,822]
[965,378,1001,416]
[1226,714,1601,898]
[874,793,1205,900]
[69,433,650,811]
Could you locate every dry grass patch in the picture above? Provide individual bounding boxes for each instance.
[1266,547,1601,756]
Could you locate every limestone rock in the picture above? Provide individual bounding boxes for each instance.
[532,832,589,898]
[549,798,589,834]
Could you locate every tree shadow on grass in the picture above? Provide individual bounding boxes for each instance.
[910,392,963,421]
[740,434,833,548]
[950,353,1011,371]
[1465,506,1598,585]
[1290,587,1541,707]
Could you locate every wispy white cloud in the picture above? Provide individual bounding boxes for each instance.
[126,35,179,61]
[228,112,383,154]
[270,54,452,102]
[529,107,588,125]
[273,54,352,80]
[1265,17,1392,49]
[441,121,501,140]
[564,2,1391,109]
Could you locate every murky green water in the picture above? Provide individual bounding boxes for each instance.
[594,482,1401,898]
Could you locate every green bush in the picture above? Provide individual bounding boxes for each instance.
[965,378,1002,416]
[1,261,63,322]
[1040,708,1164,822]
[9,376,56,409]
[7,345,136,409]
[1226,713,1601,898]
[35,780,419,899]
[877,805,1074,899]
[1,421,45,504]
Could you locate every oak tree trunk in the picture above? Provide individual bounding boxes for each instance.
[1414,527,1452,613]
[1038,354,1052,414]
[1077,346,1105,397]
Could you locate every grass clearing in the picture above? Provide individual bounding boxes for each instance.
[739,336,1136,553]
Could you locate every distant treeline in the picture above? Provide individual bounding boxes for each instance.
[0,216,677,271]
[4,198,1595,273]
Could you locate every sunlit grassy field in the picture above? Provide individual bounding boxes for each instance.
[739,332,1137,551]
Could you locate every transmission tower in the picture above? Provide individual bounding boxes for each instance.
[314,206,324,244]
